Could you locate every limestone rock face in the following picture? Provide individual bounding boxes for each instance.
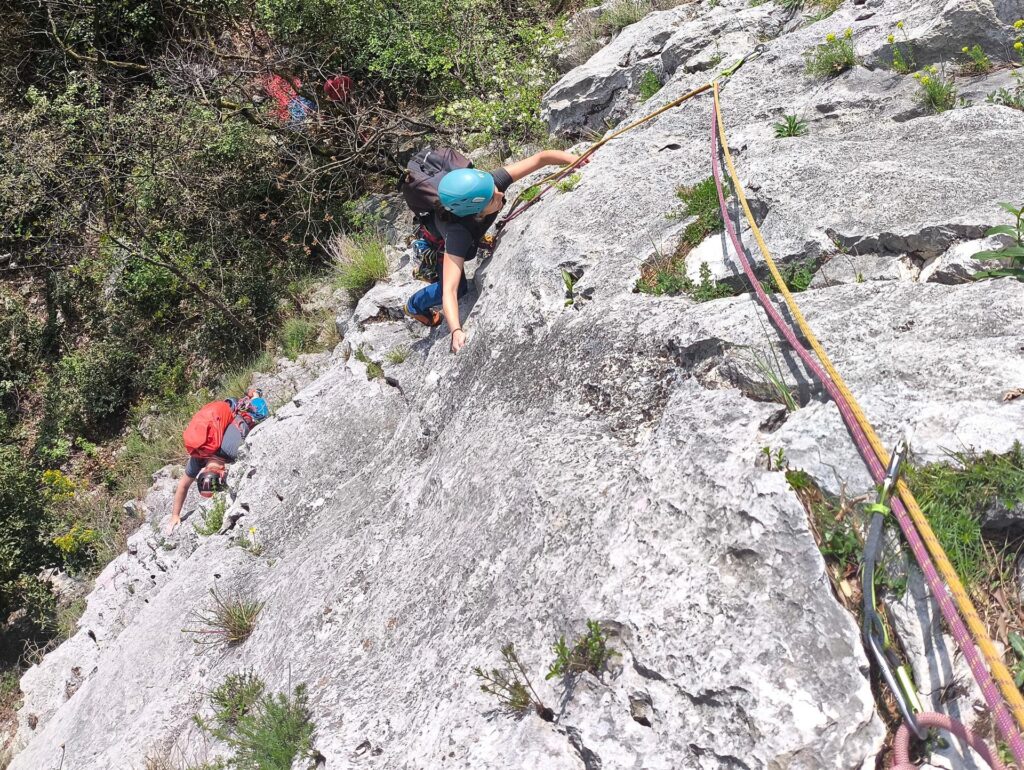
[10,0,1024,768]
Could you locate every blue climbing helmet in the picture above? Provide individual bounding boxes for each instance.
[437,168,495,217]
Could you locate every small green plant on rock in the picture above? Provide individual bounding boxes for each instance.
[786,468,861,573]
[887,21,916,74]
[184,587,264,648]
[520,185,542,203]
[197,670,267,738]
[197,677,316,770]
[914,65,965,113]
[960,44,992,75]
[561,269,579,307]
[987,70,1024,111]
[556,173,581,193]
[474,643,553,720]
[804,28,856,78]
[761,446,787,471]
[773,114,808,138]
[354,345,384,381]
[195,495,226,536]
[638,70,662,101]
[239,526,263,556]
[972,202,1024,281]
[546,620,616,680]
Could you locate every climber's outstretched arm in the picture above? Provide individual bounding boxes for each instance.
[503,150,585,183]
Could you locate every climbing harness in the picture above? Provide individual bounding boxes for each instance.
[710,81,1023,767]
[495,45,767,232]
[860,441,926,741]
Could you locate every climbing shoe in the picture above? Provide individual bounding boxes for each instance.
[404,304,442,328]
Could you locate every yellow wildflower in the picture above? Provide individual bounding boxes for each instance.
[896,20,904,29]
[887,34,895,44]
[912,72,921,79]
[844,28,853,39]
[962,46,969,53]
[920,76,931,85]
[1016,41,1024,51]
[826,33,836,42]
[1015,19,1024,29]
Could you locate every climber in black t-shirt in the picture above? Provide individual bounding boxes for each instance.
[404,150,586,353]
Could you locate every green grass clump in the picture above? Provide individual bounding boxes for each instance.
[195,495,226,536]
[546,620,616,680]
[677,177,725,248]
[332,234,389,300]
[906,443,1024,588]
[278,318,316,361]
[638,70,662,101]
[184,587,264,648]
[804,28,856,78]
[914,65,962,113]
[786,468,861,568]
[384,347,411,365]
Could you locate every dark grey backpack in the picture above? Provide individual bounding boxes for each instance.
[399,147,472,217]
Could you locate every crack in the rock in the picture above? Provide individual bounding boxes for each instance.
[689,742,753,770]
[564,725,602,770]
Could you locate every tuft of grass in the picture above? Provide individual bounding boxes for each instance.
[546,620,616,680]
[913,65,964,113]
[804,28,857,78]
[638,70,662,101]
[906,443,1024,588]
[960,44,992,75]
[750,349,799,411]
[194,495,226,536]
[555,173,581,193]
[184,587,264,648]
[330,233,390,301]
[384,347,411,365]
[474,643,553,721]
[773,114,808,138]
[278,318,316,361]
[353,345,384,380]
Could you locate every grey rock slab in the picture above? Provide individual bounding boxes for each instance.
[13,0,1024,766]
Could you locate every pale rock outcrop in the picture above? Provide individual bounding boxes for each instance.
[10,0,1024,767]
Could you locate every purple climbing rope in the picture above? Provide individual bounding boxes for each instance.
[709,104,1022,768]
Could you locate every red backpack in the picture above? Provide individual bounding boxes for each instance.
[183,401,236,458]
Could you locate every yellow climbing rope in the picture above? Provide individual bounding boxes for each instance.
[711,81,1024,735]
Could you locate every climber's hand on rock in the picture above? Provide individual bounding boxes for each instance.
[166,514,180,535]
[451,329,467,354]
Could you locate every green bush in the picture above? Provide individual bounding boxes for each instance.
[773,114,807,138]
[546,620,615,679]
[195,496,227,537]
[804,28,857,78]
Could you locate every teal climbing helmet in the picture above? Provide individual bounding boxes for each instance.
[438,168,495,217]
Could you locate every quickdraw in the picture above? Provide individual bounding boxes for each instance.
[860,441,926,741]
